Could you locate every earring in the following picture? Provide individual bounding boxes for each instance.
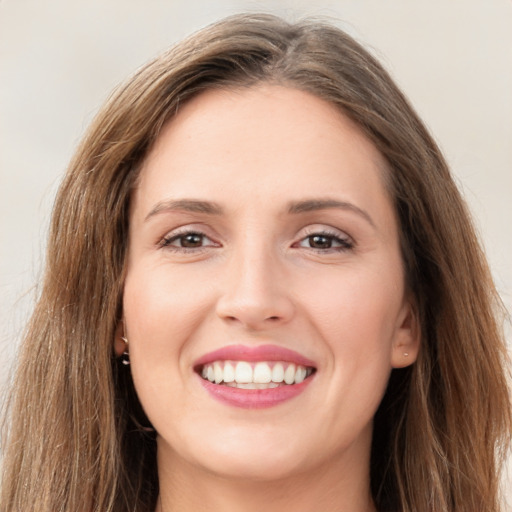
[121,336,130,365]
[403,352,409,357]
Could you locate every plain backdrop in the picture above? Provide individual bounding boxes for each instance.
[1,0,511,503]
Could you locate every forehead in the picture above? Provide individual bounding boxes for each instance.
[134,85,393,223]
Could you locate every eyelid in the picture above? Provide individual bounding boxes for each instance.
[158,225,221,250]
[156,223,353,252]
[298,224,352,240]
[293,225,355,251]
[163,232,216,247]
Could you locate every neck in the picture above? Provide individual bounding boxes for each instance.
[155,438,377,512]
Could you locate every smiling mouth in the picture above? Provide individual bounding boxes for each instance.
[197,360,316,389]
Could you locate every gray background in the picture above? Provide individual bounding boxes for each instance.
[1,0,510,502]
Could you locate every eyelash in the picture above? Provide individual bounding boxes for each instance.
[160,230,218,252]
[294,230,354,252]
[159,228,354,253]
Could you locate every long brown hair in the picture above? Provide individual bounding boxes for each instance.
[1,13,510,512]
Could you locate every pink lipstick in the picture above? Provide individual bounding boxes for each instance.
[194,344,316,409]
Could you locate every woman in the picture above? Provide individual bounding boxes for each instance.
[1,13,510,512]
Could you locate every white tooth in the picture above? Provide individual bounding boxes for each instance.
[223,362,235,383]
[284,364,296,384]
[234,382,279,389]
[225,382,280,389]
[254,382,277,389]
[201,366,208,379]
[214,362,223,384]
[207,365,215,382]
[294,366,307,384]
[253,362,272,383]
[235,361,253,383]
[271,363,284,383]
[236,382,257,389]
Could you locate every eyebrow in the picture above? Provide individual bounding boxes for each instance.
[287,198,376,228]
[144,197,375,228]
[145,199,223,221]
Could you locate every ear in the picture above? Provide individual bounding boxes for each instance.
[113,321,126,357]
[391,296,420,369]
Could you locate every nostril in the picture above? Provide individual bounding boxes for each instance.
[222,314,281,323]
[216,294,295,328]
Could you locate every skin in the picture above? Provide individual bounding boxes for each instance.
[118,85,420,512]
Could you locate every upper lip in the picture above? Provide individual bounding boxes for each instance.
[194,344,317,369]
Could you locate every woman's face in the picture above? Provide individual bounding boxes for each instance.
[122,85,419,481]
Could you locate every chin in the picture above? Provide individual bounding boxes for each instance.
[196,450,308,483]
[162,426,313,482]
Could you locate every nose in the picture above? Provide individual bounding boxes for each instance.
[215,243,295,330]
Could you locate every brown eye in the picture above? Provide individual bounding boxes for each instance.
[308,235,333,249]
[180,233,204,247]
[296,231,353,252]
[161,231,217,250]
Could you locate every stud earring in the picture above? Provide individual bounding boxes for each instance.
[403,352,409,357]
[120,336,130,365]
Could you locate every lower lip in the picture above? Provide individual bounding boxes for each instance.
[198,376,314,409]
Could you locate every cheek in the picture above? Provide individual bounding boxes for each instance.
[296,264,403,405]
[122,264,205,396]
[123,262,212,348]
[298,265,403,349]
[288,267,402,448]
[122,264,211,427]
